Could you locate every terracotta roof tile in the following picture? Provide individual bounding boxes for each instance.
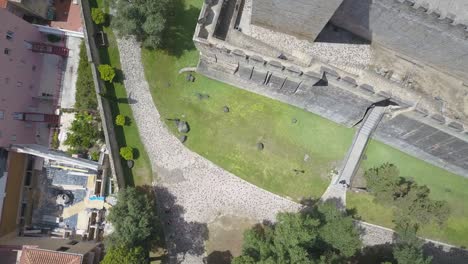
[0,0,7,9]
[20,248,82,264]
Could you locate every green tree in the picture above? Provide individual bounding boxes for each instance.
[115,114,126,126]
[364,163,406,204]
[233,201,362,263]
[98,64,116,82]
[64,112,100,153]
[101,245,146,264]
[91,8,106,25]
[316,201,362,258]
[106,187,159,248]
[119,146,134,160]
[111,0,170,48]
[396,185,450,226]
[365,163,450,227]
[393,219,432,264]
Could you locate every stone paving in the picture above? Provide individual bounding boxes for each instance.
[115,36,300,263]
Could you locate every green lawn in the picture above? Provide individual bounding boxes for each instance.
[348,140,468,247]
[93,0,152,186]
[140,0,468,247]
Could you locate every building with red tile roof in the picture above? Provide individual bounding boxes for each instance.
[20,247,82,264]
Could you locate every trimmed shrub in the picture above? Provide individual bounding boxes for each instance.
[98,64,116,82]
[120,147,134,161]
[115,114,126,126]
[91,8,106,25]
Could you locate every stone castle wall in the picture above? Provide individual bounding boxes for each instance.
[194,40,468,176]
[331,0,468,81]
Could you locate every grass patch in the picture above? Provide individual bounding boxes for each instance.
[348,140,468,247]
[92,0,152,186]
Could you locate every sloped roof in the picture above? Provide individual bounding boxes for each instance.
[20,248,82,264]
[251,0,344,40]
[0,0,8,9]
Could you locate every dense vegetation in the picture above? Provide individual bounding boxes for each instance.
[105,187,161,263]
[233,201,435,264]
[63,112,101,154]
[364,163,450,227]
[101,245,146,264]
[233,201,362,263]
[75,42,98,110]
[111,0,170,48]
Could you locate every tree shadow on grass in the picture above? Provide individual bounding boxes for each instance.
[154,186,209,262]
[158,0,201,57]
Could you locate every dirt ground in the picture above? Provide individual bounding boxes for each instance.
[205,215,257,264]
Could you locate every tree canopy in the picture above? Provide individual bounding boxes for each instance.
[232,201,362,264]
[101,245,146,264]
[106,187,160,248]
[392,218,432,264]
[64,112,101,154]
[111,0,170,49]
[364,163,450,226]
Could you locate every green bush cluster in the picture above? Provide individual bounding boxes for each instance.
[64,112,101,154]
[98,64,116,82]
[91,8,106,25]
[75,42,98,110]
[112,0,170,49]
[119,146,134,161]
[104,188,160,263]
[364,163,450,226]
[115,114,126,126]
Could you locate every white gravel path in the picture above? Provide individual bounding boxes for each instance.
[116,37,301,263]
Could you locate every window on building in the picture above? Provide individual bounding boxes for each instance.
[0,111,4,120]
[4,48,10,55]
[32,65,36,71]
[56,247,70,252]
[6,31,14,40]
[11,134,16,141]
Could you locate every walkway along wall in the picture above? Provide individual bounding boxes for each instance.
[80,0,126,188]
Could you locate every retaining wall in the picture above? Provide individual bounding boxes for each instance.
[80,0,126,188]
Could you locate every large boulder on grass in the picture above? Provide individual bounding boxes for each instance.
[177,121,190,133]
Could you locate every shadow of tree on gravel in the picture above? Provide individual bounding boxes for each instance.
[154,186,209,262]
